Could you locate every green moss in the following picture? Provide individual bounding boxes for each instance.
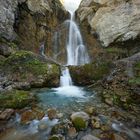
[0,90,34,109]
[5,51,47,75]
[73,117,86,131]
[69,62,111,86]
[84,62,111,80]
[106,47,127,54]
[135,62,140,69]
[49,136,59,140]
[128,77,140,85]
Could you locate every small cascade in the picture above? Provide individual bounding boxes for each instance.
[60,67,72,87]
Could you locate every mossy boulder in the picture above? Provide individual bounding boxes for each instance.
[72,117,87,131]
[69,62,111,86]
[0,90,35,109]
[1,50,60,89]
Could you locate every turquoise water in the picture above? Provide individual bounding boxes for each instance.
[33,86,96,115]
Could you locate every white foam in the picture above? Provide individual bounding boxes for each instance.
[53,86,85,98]
[63,0,82,12]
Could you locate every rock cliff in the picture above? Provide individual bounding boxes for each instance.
[77,0,140,50]
[0,0,68,53]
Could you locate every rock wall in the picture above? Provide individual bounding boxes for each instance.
[0,0,68,53]
[77,0,140,52]
[15,0,68,53]
[0,0,18,40]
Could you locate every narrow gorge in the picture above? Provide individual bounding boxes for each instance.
[0,0,140,140]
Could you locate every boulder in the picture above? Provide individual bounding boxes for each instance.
[71,112,89,131]
[69,62,111,86]
[21,109,45,124]
[0,50,60,89]
[71,112,90,122]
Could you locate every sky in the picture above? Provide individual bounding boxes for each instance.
[63,0,82,12]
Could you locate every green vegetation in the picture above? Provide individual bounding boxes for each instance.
[0,37,18,49]
[49,136,60,140]
[0,90,34,109]
[128,77,140,85]
[4,50,59,78]
[135,62,140,69]
[106,47,127,54]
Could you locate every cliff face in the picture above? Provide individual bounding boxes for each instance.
[0,0,18,40]
[77,0,140,51]
[0,0,68,53]
[16,0,68,53]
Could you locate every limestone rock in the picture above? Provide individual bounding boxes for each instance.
[0,0,18,40]
[77,0,140,47]
[16,0,68,53]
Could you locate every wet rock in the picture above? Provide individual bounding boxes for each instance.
[68,127,77,138]
[38,120,48,131]
[85,107,96,115]
[0,109,14,120]
[48,109,57,120]
[70,112,89,131]
[57,113,63,119]
[21,109,45,124]
[111,133,126,140]
[71,112,90,122]
[91,116,101,129]
[51,123,66,135]
[81,134,100,140]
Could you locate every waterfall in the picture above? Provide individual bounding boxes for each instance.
[60,67,72,86]
[60,11,90,87]
[66,12,90,65]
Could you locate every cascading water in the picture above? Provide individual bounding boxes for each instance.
[60,67,72,87]
[60,5,90,88]
[66,12,90,66]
